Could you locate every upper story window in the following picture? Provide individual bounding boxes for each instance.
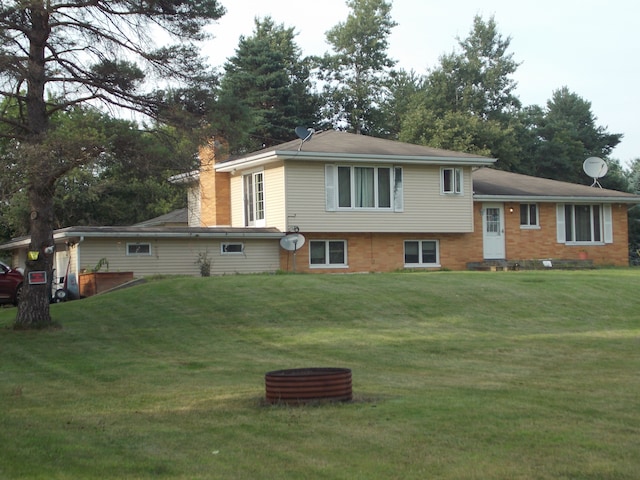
[325,165,403,211]
[520,203,539,228]
[441,167,463,194]
[243,171,265,227]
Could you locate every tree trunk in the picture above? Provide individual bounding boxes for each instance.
[14,182,55,329]
[13,4,55,329]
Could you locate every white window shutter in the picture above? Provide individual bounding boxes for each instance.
[603,204,613,243]
[393,167,404,212]
[556,204,566,243]
[325,164,336,211]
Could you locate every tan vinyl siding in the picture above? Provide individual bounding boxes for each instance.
[230,174,243,227]
[229,162,286,230]
[76,237,280,277]
[187,184,201,227]
[284,162,474,233]
[264,163,287,231]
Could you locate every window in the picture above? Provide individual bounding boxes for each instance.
[127,243,151,256]
[326,165,403,211]
[520,203,538,228]
[565,204,601,242]
[441,167,463,194]
[404,240,439,266]
[221,243,244,254]
[557,204,613,244]
[309,240,347,267]
[243,171,265,227]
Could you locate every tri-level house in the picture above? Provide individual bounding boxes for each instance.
[1,130,638,297]
[182,129,638,272]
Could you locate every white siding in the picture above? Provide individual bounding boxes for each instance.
[284,162,474,233]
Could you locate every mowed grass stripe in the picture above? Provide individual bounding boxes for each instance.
[1,270,639,479]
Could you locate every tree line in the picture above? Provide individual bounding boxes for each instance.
[1,0,638,326]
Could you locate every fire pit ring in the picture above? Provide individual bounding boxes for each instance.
[265,367,352,405]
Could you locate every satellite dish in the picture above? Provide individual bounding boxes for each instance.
[280,233,305,252]
[295,126,314,151]
[583,157,608,187]
[295,126,314,141]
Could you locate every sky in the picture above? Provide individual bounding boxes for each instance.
[202,0,639,169]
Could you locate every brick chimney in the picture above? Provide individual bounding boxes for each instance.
[198,138,231,227]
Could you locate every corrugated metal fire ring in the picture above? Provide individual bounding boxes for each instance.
[265,367,352,405]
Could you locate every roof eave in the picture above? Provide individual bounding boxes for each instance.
[474,194,640,204]
[0,229,285,250]
[216,150,496,172]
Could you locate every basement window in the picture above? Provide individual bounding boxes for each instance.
[126,243,151,256]
[404,240,440,267]
[309,240,347,268]
[221,243,244,254]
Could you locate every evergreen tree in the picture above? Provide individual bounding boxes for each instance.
[378,69,426,140]
[524,87,622,184]
[0,0,224,328]
[219,17,319,152]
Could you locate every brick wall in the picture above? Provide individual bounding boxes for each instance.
[279,232,479,273]
[500,202,629,265]
[199,140,231,227]
[278,203,631,273]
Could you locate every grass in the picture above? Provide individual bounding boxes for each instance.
[1,269,639,479]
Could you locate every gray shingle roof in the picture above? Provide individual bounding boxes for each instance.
[134,208,188,227]
[217,130,496,172]
[473,168,640,202]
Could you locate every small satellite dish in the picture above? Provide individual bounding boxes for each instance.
[280,233,305,252]
[295,126,314,151]
[583,157,608,187]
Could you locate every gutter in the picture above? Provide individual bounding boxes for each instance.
[473,195,640,204]
[58,231,285,240]
[215,150,496,172]
[0,229,285,251]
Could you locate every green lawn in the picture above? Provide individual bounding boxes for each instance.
[1,270,639,479]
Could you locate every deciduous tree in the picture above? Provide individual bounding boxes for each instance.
[400,15,522,169]
[319,0,397,135]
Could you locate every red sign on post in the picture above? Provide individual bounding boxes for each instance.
[28,271,47,285]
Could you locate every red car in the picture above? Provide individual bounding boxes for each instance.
[0,261,23,306]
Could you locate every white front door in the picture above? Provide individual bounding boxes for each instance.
[482,203,505,259]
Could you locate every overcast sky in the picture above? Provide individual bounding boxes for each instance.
[203,0,639,170]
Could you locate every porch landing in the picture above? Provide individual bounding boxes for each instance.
[467,259,595,271]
